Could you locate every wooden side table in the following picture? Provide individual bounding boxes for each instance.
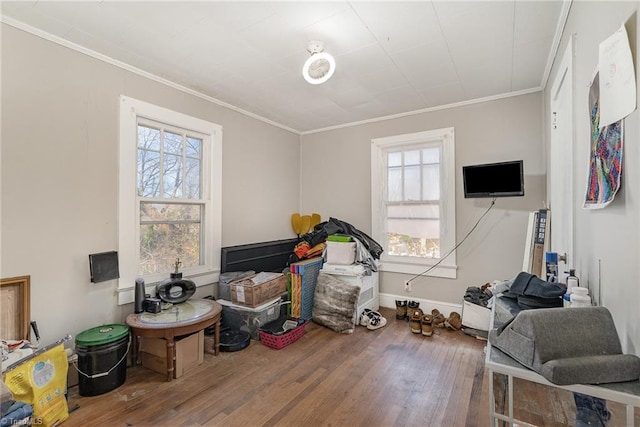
[126,299,222,382]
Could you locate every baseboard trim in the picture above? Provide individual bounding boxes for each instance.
[379,292,462,316]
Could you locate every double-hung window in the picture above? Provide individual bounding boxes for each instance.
[371,128,456,278]
[118,96,222,303]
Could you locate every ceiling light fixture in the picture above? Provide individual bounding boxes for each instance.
[302,40,336,85]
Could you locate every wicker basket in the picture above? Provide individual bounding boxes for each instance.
[258,322,306,350]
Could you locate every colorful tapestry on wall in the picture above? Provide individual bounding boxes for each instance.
[584,70,623,209]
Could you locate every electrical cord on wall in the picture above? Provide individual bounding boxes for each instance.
[406,197,496,285]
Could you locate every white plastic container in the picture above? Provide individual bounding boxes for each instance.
[570,287,591,307]
[326,241,357,265]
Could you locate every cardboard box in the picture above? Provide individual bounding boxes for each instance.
[230,272,287,307]
[461,300,491,331]
[140,330,204,378]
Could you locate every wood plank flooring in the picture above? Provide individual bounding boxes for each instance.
[62,307,603,427]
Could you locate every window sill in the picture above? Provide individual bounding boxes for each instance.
[380,260,457,279]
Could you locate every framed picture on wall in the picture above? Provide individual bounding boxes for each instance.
[0,275,30,340]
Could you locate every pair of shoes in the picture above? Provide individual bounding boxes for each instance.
[431,309,446,328]
[360,309,387,330]
[445,311,462,330]
[421,314,434,337]
[395,300,408,320]
[407,301,420,322]
[409,307,423,334]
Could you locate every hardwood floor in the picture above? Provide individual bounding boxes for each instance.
[62,307,592,427]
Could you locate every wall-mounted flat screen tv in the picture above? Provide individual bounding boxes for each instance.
[462,160,524,198]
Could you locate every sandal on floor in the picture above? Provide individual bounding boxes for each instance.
[445,311,462,330]
[431,309,446,328]
[409,308,423,334]
[367,311,387,330]
[421,314,433,337]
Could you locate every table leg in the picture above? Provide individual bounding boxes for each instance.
[130,333,139,366]
[165,338,175,382]
[214,318,220,356]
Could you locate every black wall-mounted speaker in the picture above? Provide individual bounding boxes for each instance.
[89,251,120,283]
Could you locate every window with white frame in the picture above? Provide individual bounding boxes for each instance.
[118,96,222,302]
[371,128,456,278]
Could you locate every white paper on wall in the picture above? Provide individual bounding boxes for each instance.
[598,24,636,128]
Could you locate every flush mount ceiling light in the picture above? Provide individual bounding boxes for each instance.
[302,40,336,85]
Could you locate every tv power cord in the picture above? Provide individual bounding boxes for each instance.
[406,197,496,286]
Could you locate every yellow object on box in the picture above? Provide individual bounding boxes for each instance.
[3,344,69,427]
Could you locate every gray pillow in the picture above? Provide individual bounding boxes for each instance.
[312,273,361,334]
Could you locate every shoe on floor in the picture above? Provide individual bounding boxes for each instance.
[421,314,433,337]
[431,309,446,328]
[367,312,387,330]
[409,308,423,334]
[359,308,373,326]
[407,301,420,322]
[395,300,408,320]
[445,311,462,330]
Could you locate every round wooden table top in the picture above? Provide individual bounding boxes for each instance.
[126,298,221,329]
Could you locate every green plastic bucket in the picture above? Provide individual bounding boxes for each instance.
[75,324,130,396]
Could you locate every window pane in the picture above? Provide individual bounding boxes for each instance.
[404,165,420,201]
[422,164,440,200]
[138,125,160,151]
[386,203,440,258]
[388,204,439,219]
[422,147,439,164]
[388,151,402,167]
[139,202,202,275]
[164,131,183,155]
[186,136,201,158]
[163,154,183,198]
[140,202,200,222]
[404,150,420,166]
[137,149,160,197]
[185,158,201,199]
[139,223,201,275]
[388,167,402,202]
[387,217,440,258]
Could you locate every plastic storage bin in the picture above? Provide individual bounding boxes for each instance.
[289,257,324,320]
[218,297,283,339]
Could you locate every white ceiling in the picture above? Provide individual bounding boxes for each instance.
[1,1,569,133]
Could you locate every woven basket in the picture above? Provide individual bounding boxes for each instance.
[259,323,306,350]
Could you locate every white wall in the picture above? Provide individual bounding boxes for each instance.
[544,1,640,354]
[300,93,545,305]
[0,24,301,345]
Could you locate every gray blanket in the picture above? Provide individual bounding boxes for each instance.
[312,273,361,334]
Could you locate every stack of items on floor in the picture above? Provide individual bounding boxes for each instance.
[219,216,384,346]
[460,282,494,338]
[395,300,462,337]
[309,218,384,334]
[218,272,289,348]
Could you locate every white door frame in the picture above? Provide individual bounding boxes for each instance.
[548,35,575,272]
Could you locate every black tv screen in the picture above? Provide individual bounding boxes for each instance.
[462,160,524,198]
